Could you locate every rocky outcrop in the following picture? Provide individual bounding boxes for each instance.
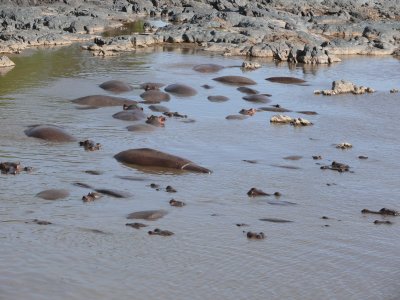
[315,80,375,96]
[0,55,15,67]
[0,0,399,62]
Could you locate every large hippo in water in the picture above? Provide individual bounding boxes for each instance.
[72,95,137,107]
[164,84,197,97]
[25,125,76,142]
[99,80,133,93]
[140,90,171,102]
[114,148,211,173]
[213,76,256,86]
[193,64,224,73]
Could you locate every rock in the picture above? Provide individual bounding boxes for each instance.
[241,61,261,70]
[390,88,399,93]
[246,231,265,240]
[319,80,375,96]
[270,115,293,124]
[336,142,352,149]
[0,56,15,67]
[148,228,174,236]
[290,118,313,126]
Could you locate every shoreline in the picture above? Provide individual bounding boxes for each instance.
[0,0,399,63]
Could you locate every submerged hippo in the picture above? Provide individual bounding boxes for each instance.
[140,90,171,102]
[266,77,306,84]
[246,231,265,240]
[213,76,256,86]
[139,82,165,91]
[114,148,212,173]
[239,108,256,116]
[208,95,229,102]
[72,95,137,107]
[165,84,197,96]
[127,210,168,221]
[36,189,70,200]
[243,94,270,103]
[148,228,174,236]
[237,86,259,94]
[113,109,146,121]
[99,80,133,93]
[225,115,248,120]
[148,105,170,112]
[146,115,166,127]
[25,125,76,142]
[126,124,155,132]
[193,64,224,73]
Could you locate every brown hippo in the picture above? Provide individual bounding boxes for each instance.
[243,94,270,104]
[126,222,148,229]
[0,162,31,174]
[193,64,224,73]
[258,106,292,113]
[127,210,168,221]
[72,95,137,107]
[99,80,133,93]
[165,84,197,97]
[25,125,76,142]
[266,77,306,84]
[247,188,270,197]
[148,105,170,112]
[237,86,259,94]
[239,108,256,116]
[225,115,248,120]
[169,199,185,207]
[146,115,166,127]
[213,76,256,86]
[208,95,229,102]
[126,124,155,132]
[246,231,265,240]
[148,228,174,236]
[139,82,165,91]
[114,148,212,173]
[163,112,187,118]
[140,90,171,102]
[361,208,399,216]
[113,109,146,121]
[36,189,70,200]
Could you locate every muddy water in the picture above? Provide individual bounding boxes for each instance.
[0,45,399,300]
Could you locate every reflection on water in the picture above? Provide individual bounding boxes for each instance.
[0,45,400,300]
[102,20,145,37]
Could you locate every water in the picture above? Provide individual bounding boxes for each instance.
[0,45,399,300]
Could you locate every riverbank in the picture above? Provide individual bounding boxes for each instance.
[1,0,399,63]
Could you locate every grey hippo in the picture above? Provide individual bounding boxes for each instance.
[25,125,76,142]
[113,109,146,121]
[239,108,256,116]
[148,105,170,112]
[127,210,168,221]
[266,77,306,84]
[72,95,137,107]
[164,84,197,97]
[208,95,229,102]
[243,94,271,104]
[114,148,212,173]
[193,64,224,73]
[140,90,171,102]
[99,80,133,93]
[213,76,256,86]
[139,82,165,91]
[36,189,70,200]
[237,86,259,94]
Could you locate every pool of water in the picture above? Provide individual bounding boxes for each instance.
[0,44,399,300]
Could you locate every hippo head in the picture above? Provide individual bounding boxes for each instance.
[239,108,257,116]
[123,103,142,111]
[146,115,166,127]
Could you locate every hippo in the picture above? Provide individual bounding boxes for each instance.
[164,84,197,96]
[166,185,177,193]
[283,155,302,160]
[79,140,101,151]
[266,77,306,84]
[246,231,265,240]
[163,112,187,118]
[36,189,69,200]
[358,155,368,159]
[148,105,170,112]
[95,189,131,198]
[239,108,256,116]
[259,218,293,223]
[99,80,133,93]
[126,124,155,132]
[0,162,31,175]
[25,125,76,142]
[148,228,174,236]
[201,84,213,89]
[146,115,166,127]
[243,94,270,104]
[213,76,256,86]
[247,188,270,197]
[320,161,350,172]
[139,82,165,91]
[258,106,292,113]
[127,210,168,221]
[361,208,399,216]
[225,115,248,120]
[126,222,148,229]
[72,95,137,107]
[297,111,318,115]
[237,86,259,94]
[140,90,171,102]
[113,109,146,121]
[169,199,185,207]
[193,64,224,73]
[123,103,142,110]
[82,192,102,202]
[208,95,229,102]
[114,148,212,173]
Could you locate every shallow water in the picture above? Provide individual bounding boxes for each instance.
[1,45,400,300]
